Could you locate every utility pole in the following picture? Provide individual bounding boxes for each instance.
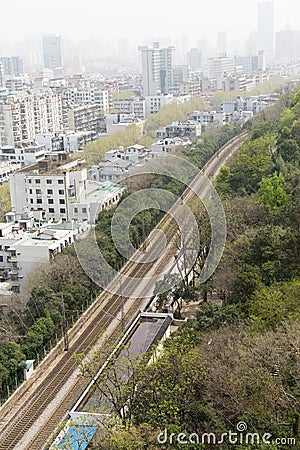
[61,293,69,351]
[120,279,125,333]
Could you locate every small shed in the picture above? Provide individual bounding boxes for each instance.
[23,359,35,381]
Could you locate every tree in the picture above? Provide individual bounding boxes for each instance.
[230,134,275,195]
[256,172,290,211]
[0,183,11,222]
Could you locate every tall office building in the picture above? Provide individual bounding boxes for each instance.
[275,30,296,61]
[139,42,174,96]
[42,35,63,69]
[208,55,235,89]
[257,2,274,52]
[0,62,5,88]
[0,57,24,77]
[187,48,202,71]
[217,32,227,54]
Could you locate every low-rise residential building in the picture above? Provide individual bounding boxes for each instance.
[145,95,174,117]
[90,144,149,182]
[0,217,87,293]
[36,130,96,153]
[150,137,191,155]
[68,181,125,223]
[0,144,46,166]
[192,110,225,126]
[0,162,21,184]
[221,94,279,115]
[156,121,201,139]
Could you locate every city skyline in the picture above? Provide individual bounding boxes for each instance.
[0,0,300,48]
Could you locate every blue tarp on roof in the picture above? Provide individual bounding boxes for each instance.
[57,425,97,449]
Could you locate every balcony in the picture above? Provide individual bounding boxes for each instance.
[7,256,18,263]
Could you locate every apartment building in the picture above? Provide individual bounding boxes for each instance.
[156,121,201,139]
[60,87,110,113]
[0,57,24,77]
[0,218,83,293]
[208,55,235,90]
[0,162,21,184]
[9,164,87,222]
[66,104,104,134]
[36,130,96,153]
[0,91,63,148]
[0,144,46,166]
[139,42,175,96]
[9,161,125,223]
[145,95,174,117]
[192,111,225,126]
[112,98,146,120]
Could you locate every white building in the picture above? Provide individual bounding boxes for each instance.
[36,131,96,153]
[139,42,175,96]
[192,111,225,125]
[0,162,21,184]
[145,95,174,117]
[0,218,84,293]
[150,138,191,155]
[112,98,146,120]
[0,91,63,148]
[0,144,46,166]
[208,56,235,90]
[9,161,125,224]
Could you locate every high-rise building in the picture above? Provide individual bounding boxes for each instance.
[187,48,202,71]
[208,55,235,89]
[0,57,24,77]
[42,35,63,69]
[257,2,274,52]
[0,62,5,88]
[0,91,63,148]
[217,32,227,54]
[275,30,296,61]
[139,42,174,96]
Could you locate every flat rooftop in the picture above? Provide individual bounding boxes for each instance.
[74,181,125,205]
[79,313,172,413]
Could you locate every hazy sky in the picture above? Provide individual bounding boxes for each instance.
[1,0,300,45]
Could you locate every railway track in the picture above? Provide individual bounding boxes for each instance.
[0,131,247,450]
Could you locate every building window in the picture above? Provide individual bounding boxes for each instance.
[60,208,66,214]
[35,179,41,184]
[47,189,53,195]
[58,179,64,184]
[82,207,87,214]
[59,199,65,205]
[48,199,54,204]
[30,199,33,204]
[28,179,32,184]
[46,179,52,184]
[49,208,55,213]
[29,189,32,194]
[0,256,3,262]
[74,207,78,213]
[36,189,42,194]
[37,199,42,204]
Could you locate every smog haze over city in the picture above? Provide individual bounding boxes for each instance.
[1,0,300,57]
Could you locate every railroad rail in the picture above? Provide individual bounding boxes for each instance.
[0,131,248,450]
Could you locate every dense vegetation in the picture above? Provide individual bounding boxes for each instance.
[80,86,300,449]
